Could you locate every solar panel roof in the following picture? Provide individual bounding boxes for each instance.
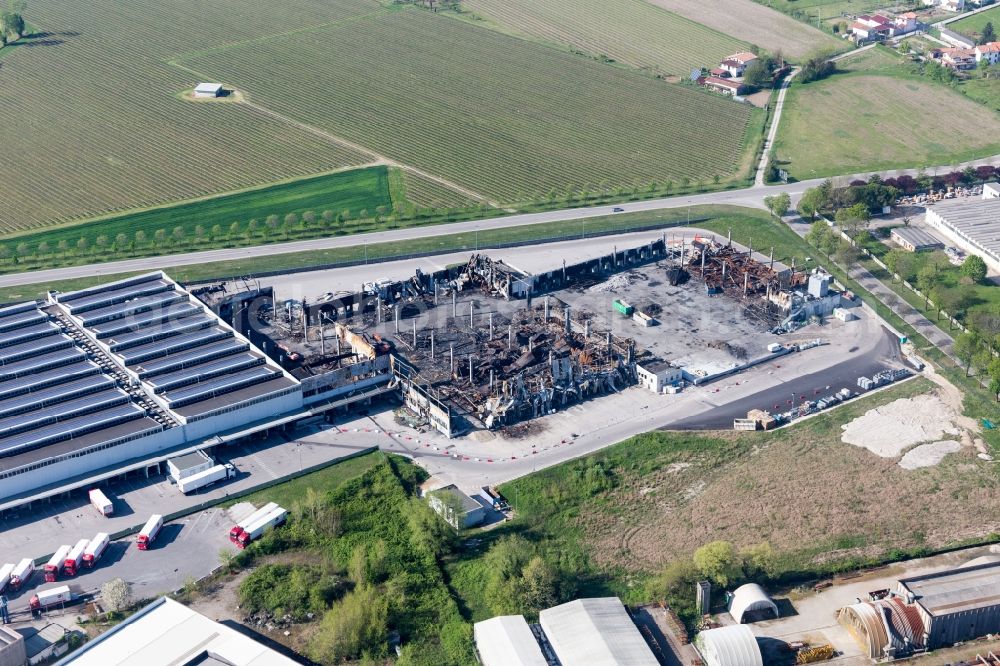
[0,388,129,437]
[77,292,186,325]
[90,302,203,338]
[0,375,115,419]
[146,353,264,393]
[132,339,249,377]
[0,361,101,401]
[0,402,146,458]
[0,348,86,382]
[107,314,214,350]
[0,321,59,348]
[119,327,232,365]
[63,278,173,313]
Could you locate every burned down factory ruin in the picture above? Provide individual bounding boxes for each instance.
[194,233,844,438]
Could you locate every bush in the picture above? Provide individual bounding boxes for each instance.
[238,564,345,620]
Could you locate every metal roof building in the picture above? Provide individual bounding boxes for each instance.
[0,272,303,507]
[473,615,547,666]
[890,227,944,253]
[694,624,763,666]
[538,597,659,666]
[925,197,1000,273]
[55,596,297,666]
[897,559,1000,647]
[728,583,779,624]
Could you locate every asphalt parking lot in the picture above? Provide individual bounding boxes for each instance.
[0,418,371,566]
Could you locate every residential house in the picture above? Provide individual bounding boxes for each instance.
[851,14,893,41]
[719,51,758,77]
[941,47,977,69]
[893,12,919,35]
[976,41,1000,65]
[708,67,731,78]
[701,76,748,96]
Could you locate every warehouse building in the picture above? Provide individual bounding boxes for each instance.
[694,624,763,666]
[539,597,659,666]
[0,627,26,666]
[890,227,944,253]
[0,272,303,507]
[473,615,547,666]
[838,558,1000,659]
[55,596,298,666]
[924,197,1000,273]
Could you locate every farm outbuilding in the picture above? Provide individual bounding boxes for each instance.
[473,615,547,666]
[897,559,1000,648]
[728,583,779,623]
[890,227,944,253]
[193,82,223,98]
[538,597,659,666]
[695,624,763,666]
[838,597,925,659]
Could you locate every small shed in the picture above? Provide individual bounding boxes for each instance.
[636,360,681,393]
[167,450,213,482]
[428,484,485,529]
[0,627,26,666]
[696,624,763,666]
[729,583,779,623]
[193,82,224,98]
[19,624,68,665]
[890,227,944,253]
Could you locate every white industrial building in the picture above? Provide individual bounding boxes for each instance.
[636,359,682,393]
[695,624,763,666]
[427,484,485,529]
[538,597,659,666]
[54,596,298,666]
[0,272,304,508]
[924,197,1000,274]
[473,615,547,666]
[193,82,223,98]
[728,583,779,624]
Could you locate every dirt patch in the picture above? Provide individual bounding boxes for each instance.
[899,440,962,470]
[840,392,962,458]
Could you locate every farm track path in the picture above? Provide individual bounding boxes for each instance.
[238,99,498,207]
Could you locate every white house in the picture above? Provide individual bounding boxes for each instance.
[893,12,919,35]
[851,14,893,40]
[636,360,683,393]
[976,42,1000,65]
[193,82,223,98]
[719,51,758,77]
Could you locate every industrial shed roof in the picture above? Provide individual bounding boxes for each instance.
[473,616,547,666]
[728,583,779,624]
[55,596,298,666]
[899,560,1000,616]
[927,197,1000,262]
[538,597,658,666]
[695,624,763,666]
[890,227,944,250]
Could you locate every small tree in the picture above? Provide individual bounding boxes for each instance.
[135,230,147,246]
[321,210,334,227]
[693,540,742,587]
[115,233,128,251]
[76,237,89,253]
[981,21,996,46]
[102,578,133,612]
[15,242,28,260]
[961,254,988,283]
[764,192,790,219]
[954,331,980,377]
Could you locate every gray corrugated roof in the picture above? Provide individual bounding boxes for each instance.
[891,226,943,249]
[928,197,1000,261]
[539,598,659,666]
[900,561,1000,616]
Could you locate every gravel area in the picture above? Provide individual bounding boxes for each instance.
[899,440,963,469]
[841,392,962,458]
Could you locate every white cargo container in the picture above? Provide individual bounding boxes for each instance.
[9,557,34,590]
[0,563,14,592]
[82,533,110,568]
[177,463,236,494]
[29,585,72,611]
[64,538,90,577]
[88,488,113,516]
[228,502,279,542]
[235,506,287,549]
[137,514,163,550]
[44,546,71,582]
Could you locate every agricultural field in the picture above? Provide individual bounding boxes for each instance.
[1,166,392,257]
[961,77,1000,112]
[773,48,1000,179]
[460,0,747,75]
[949,5,1000,41]
[0,0,383,233]
[646,0,843,59]
[179,7,758,203]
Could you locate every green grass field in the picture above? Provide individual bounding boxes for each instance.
[3,166,392,252]
[0,0,379,233]
[461,0,748,76]
[950,5,1000,41]
[773,48,1000,179]
[961,77,1000,112]
[177,7,758,203]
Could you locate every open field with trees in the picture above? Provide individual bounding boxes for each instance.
[950,5,1000,42]
[0,0,382,232]
[178,7,759,204]
[773,47,1000,179]
[646,0,843,59]
[460,0,748,76]
[447,378,999,625]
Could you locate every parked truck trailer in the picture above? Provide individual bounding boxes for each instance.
[0,563,14,593]
[177,463,236,495]
[137,515,163,550]
[82,533,110,568]
[29,585,72,612]
[63,539,90,577]
[235,506,287,549]
[88,488,113,516]
[228,502,279,543]
[44,546,72,582]
[9,558,34,590]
